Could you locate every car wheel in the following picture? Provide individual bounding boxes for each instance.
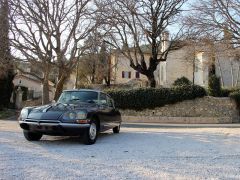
[83,120,98,145]
[23,130,42,141]
[113,124,121,133]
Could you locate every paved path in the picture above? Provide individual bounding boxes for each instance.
[1,120,240,179]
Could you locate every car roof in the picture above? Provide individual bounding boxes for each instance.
[63,89,102,93]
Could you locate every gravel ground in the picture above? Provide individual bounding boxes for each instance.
[1,120,240,180]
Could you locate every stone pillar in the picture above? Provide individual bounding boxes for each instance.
[15,87,23,109]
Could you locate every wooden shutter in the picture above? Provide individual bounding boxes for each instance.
[136,72,140,78]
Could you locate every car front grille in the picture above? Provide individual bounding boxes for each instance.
[25,119,61,124]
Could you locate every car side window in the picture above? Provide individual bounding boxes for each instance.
[99,93,108,106]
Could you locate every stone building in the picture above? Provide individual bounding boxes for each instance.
[110,35,240,88]
[13,63,55,101]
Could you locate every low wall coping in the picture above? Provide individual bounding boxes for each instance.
[122,116,238,124]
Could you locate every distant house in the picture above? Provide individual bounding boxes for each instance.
[110,34,240,88]
[157,40,240,88]
[13,73,55,101]
[13,62,57,101]
[110,51,149,86]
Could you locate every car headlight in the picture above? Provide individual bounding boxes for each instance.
[76,111,87,119]
[62,111,87,120]
[20,108,28,120]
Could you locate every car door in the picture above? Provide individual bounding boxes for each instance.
[106,95,120,128]
[98,93,111,130]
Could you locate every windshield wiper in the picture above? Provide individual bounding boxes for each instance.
[69,98,80,102]
[55,102,67,106]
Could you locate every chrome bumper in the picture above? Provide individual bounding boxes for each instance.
[19,120,90,129]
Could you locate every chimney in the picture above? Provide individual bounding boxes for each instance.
[161,31,170,52]
[162,31,170,41]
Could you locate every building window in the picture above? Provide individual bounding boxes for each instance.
[194,57,201,72]
[136,72,140,79]
[194,62,200,72]
[122,71,131,79]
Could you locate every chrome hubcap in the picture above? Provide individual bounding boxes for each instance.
[89,123,97,140]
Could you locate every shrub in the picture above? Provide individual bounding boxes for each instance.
[105,85,206,110]
[221,88,231,97]
[221,88,240,97]
[208,75,221,97]
[229,90,240,107]
[173,77,192,87]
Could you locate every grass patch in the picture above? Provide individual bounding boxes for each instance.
[0,109,16,119]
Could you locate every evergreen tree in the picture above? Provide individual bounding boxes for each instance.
[0,0,15,109]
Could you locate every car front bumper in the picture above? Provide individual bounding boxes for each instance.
[19,120,90,135]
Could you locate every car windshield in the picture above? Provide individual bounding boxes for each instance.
[58,91,98,104]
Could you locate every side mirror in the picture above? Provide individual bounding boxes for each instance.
[51,100,56,103]
[111,99,116,109]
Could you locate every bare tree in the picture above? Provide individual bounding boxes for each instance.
[82,31,103,84]
[75,41,115,87]
[9,0,97,103]
[99,42,111,86]
[183,0,240,88]
[184,0,240,47]
[95,0,186,87]
[75,55,97,87]
[74,31,116,87]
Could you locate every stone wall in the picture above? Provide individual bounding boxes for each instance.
[121,97,239,124]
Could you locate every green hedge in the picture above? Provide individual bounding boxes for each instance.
[105,85,206,110]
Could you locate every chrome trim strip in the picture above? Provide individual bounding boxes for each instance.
[25,119,61,123]
[60,123,90,128]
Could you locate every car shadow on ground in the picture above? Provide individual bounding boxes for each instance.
[37,130,118,145]
[28,127,240,149]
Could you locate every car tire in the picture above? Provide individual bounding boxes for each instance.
[83,120,98,145]
[113,124,121,133]
[23,130,42,141]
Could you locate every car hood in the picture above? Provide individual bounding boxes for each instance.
[27,103,98,120]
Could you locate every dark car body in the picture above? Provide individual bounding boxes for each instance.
[19,89,122,144]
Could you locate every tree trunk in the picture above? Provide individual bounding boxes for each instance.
[0,72,14,108]
[42,68,50,105]
[74,62,79,89]
[42,78,50,105]
[91,60,96,84]
[104,77,111,87]
[147,73,156,87]
[54,74,68,101]
[104,62,111,87]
